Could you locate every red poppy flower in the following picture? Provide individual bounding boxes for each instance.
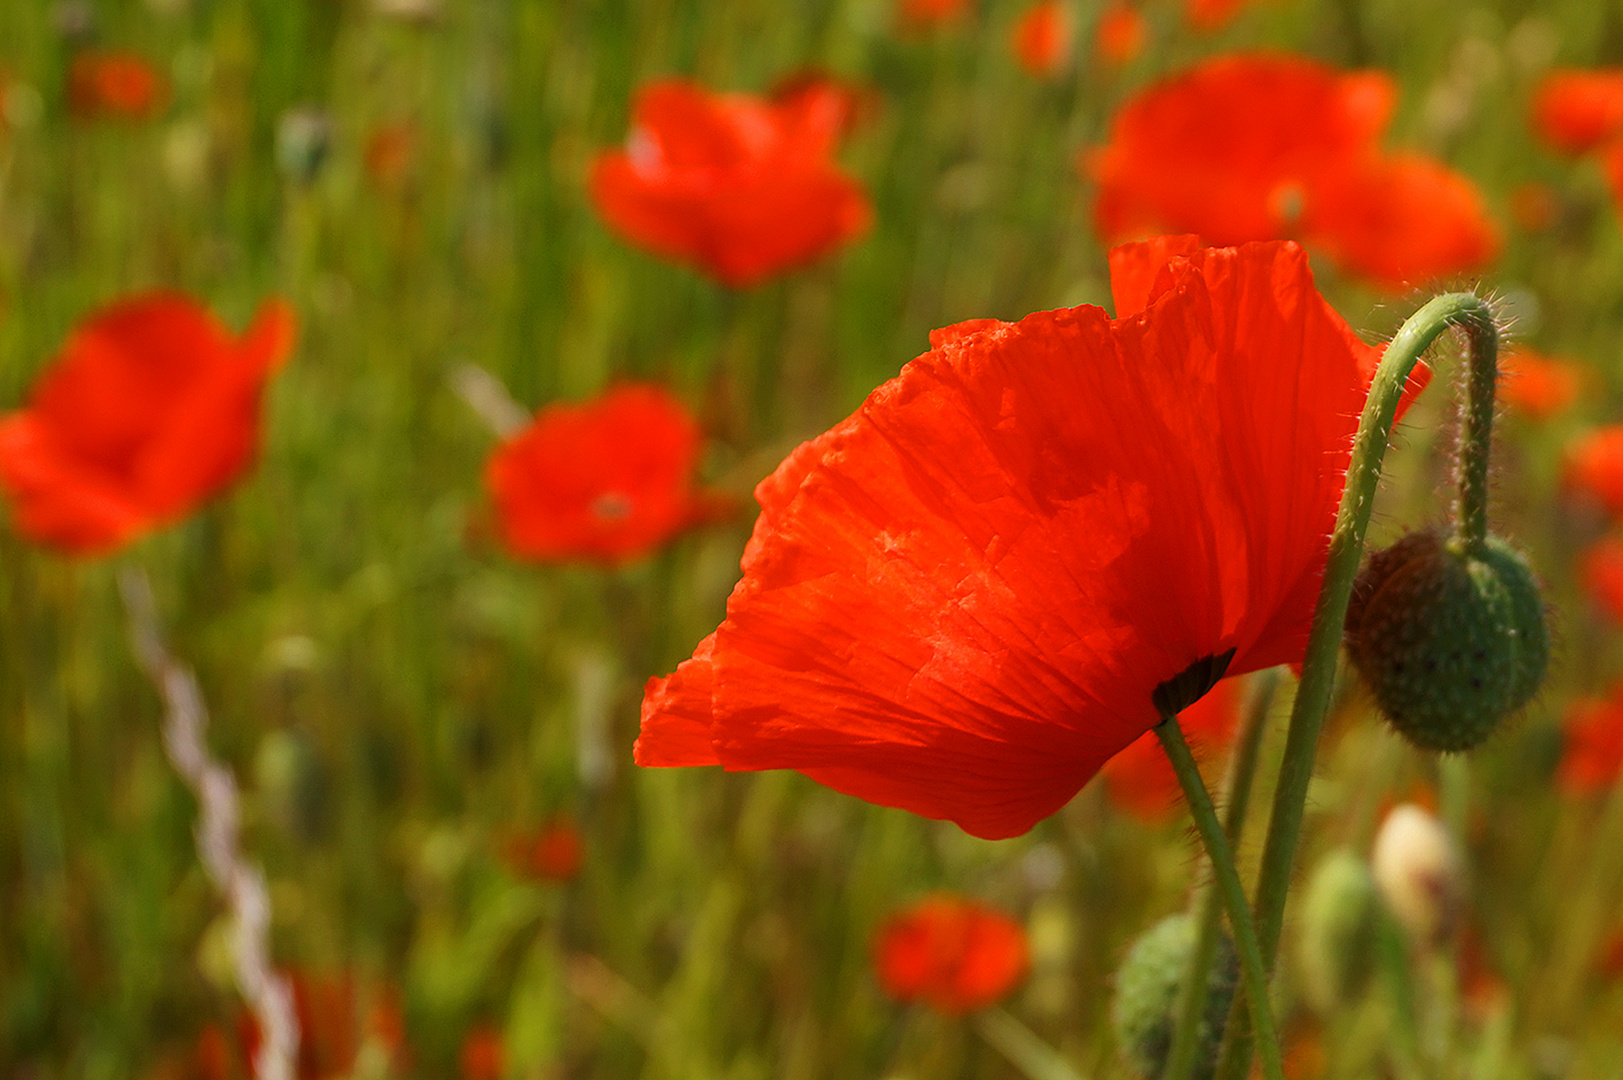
[899,0,974,24]
[0,294,295,555]
[1095,2,1146,67]
[485,383,727,565]
[1564,426,1623,519]
[67,50,166,120]
[1558,687,1623,795]
[1097,675,1239,823]
[459,1025,505,1080]
[589,80,871,287]
[637,236,1418,840]
[502,816,585,881]
[1089,54,1497,290]
[1532,71,1623,155]
[1498,349,1581,421]
[1011,1,1070,77]
[1581,536,1623,624]
[234,972,406,1080]
[1185,0,1252,31]
[873,895,1029,1014]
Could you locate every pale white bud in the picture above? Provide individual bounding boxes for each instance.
[1371,803,1465,948]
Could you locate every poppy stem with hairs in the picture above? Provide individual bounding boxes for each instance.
[1212,292,1500,1080]
[1153,714,1286,1080]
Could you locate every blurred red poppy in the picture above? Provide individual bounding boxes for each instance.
[873,895,1029,1014]
[502,816,585,881]
[486,383,728,565]
[1558,686,1623,795]
[1097,676,1239,823]
[1532,71,1623,155]
[67,50,166,119]
[210,972,404,1080]
[1095,2,1145,66]
[1498,349,1581,421]
[459,1025,504,1080]
[1564,426,1623,518]
[638,236,1421,840]
[1089,54,1497,290]
[1011,1,1070,77]
[0,294,295,555]
[1581,536,1623,624]
[900,0,974,24]
[589,80,871,287]
[1185,0,1251,31]
[364,122,418,190]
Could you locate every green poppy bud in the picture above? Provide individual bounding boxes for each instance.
[1297,849,1378,1014]
[1111,913,1238,1080]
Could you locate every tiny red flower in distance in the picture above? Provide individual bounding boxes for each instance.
[239,972,406,1079]
[459,1025,505,1080]
[1532,71,1623,155]
[638,236,1420,840]
[1558,686,1623,795]
[1089,53,1498,290]
[486,383,726,565]
[900,0,974,25]
[873,895,1029,1014]
[1185,0,1251,31]
[0,294,295,555]
[1581,536,1623,624]
[1098,675,1239,824]
[1564,426,1623,519]
[502,816,585,881]
[1012,1,1070,78]
[1498,349,1582,421]
[1095,2,1146,67]
[67,50,166,120]
[589,80,872,287]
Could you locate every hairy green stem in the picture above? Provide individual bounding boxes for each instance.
[1452,306,1498,552]
[1155,716,1286,1080]
[1213,293,1500,1080]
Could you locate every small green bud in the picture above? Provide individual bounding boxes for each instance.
[1297,849,1378,1014]
[1111,913,1238,1080]
[1345,531,1549,752]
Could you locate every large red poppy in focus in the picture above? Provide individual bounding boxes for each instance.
[638,236,1415,840]
[1089,54,1497,290]
[486,383,726,565]
[589,79,872,287]
[0,294,295,555]
[873,895,1029,1014]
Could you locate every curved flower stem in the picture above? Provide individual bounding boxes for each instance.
[1452,305,1498,553]
[1213,292,1500,1080]
[1154,715,1286,1080]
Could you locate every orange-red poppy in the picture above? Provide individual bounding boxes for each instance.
[502,816,585,881]
[1532,71,1623,155]
[1558,686,1623,795]
[1011,1,1070,77]
[1186,0,1252,31]
[899,0,974,24]
[211,972,405,1080]
[1089,54,1497,290]
[1498,349,1582,421]
[459,1025,505,1080]
[637,236,1420,840]
[1095,2,1146,67]
[873,895,1029,1014]
[485,383,727,565]
[590,80,871,287]
[1564,426,1623,519]
[0,294,295,555]
[1581,536,1623,624]
[67,50,166,120]
[1097,675,1239,823]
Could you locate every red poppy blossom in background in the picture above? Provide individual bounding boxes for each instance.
[899,0,974,25]
[873,895,1029,1014]
[1558,686,1623,795]
[67,50,166,120]
[1532,71,1623,155]
[486,383,728,565]
[1564,426,1623,519]
[1011,1,1070,77]
[205,972,405,1080]
[1498,349,1582,421]
[459,1025,505,1080]
[502,816,585,881]
[1185,0,1252,31]
[1088,54,1498,290]
[1097,675,1239,823]
[589,80,871,287]
[1095,2,1146,67]
[638,236,1418,840]
[1581,536,1623,624]
[0,294,295,555]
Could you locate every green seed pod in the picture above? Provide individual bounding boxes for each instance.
[1297,849,1378,1014]
[1345,531,1548,753]
[1111,913,1238,1080]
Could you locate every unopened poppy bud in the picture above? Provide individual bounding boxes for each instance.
[1297,849,1378,1013]
[1111,913,1238,1080]
[1371,803,1464,949]
[276,107,332,185]
[1346,530,1548,752]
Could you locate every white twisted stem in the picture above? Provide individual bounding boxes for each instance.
[450,363,528,437]
[118,568,299,1080]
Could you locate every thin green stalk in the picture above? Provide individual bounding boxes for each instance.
[1163,669,1279,1080]
[1155,716,1286,1080]
[1452,307,1498,553]
[974,1008,1089,1080]
[1214,293,1499,1080]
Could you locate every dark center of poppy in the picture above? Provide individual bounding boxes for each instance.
[591,491,635,521]
[1151,648,1237,720]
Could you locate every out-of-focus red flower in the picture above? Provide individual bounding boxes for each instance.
[0,294,295,555]
[589,80,871,287]
[1498,349,1581,421]
[1510,182,1560,234]
[1095,2,1145,67]
[770,70,871,138]
[637,236,1423,840]
[502,816,585,881]
[364,123,417,189]
[486,383,728,565]
[1097,676,1239,823]
[1558,686,1623,795]
[459,1025,505,1080]
[1089,53,1498,290]
[873,895,1029,1014]
[1011,2,1070,77]
[1599,924,1623,979]
[235,973,406,1079]
[67,50,166,120]
[1532,71,1623,155]
[900,0,973,25]
[1564,426,1623,518]
[1186,0,1251,31]
[1581,536,1623,624]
